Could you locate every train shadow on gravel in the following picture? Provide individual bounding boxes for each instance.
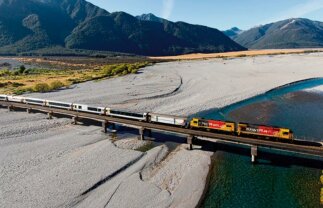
[72,118,188,148]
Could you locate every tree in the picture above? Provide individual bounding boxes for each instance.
[19,65,26,74]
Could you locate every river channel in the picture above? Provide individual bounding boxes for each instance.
[199,78,323,208]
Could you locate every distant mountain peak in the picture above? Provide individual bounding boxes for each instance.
[230,27,241,32]
[234,18,323,49]
[136,13,165,23]
[223,27,243,39]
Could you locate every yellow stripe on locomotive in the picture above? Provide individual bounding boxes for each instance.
[190,118,235,133]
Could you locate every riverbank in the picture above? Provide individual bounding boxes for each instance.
[1,53,323,207]
[150,48,323,60]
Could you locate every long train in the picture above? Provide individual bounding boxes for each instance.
[0,95,294,141]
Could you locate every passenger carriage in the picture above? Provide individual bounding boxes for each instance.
[107,109,147,121]
[7,95,25,103]
[73,104,106,115]
[148,113,187,127]
[46,100,73,110]
[24,97,46,106]
[0,94,8,101]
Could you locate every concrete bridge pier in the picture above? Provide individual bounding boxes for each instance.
[139,128,145,140]
[187,135,194,150]
[8,105,13,111]
[47,111,53,120]
[251,145,258,163]
[138,128,153,140]
[102,121,109,133]
[72,116,78,125]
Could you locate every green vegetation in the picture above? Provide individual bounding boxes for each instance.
[50,80,64,90]
[34,83,51,93]
[101,63,146,76]
[19,65,26,74]
[0,62,150,95]
[135,142,154,152]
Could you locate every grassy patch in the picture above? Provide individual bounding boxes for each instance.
[0,62,150,95]
[135,141,154,152]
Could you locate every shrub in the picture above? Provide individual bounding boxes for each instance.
[0,69,12,76]
[19,65,26,74]
[121,70,128,75]
[112,64,127,75]
[12,82,24,87]
[131,69,138,74]
[50,80,64,90]
[24,69,30,74]
[0,82,8,87]
[34,83,51,92]
[100,62,149,78]
[13,89,26,95]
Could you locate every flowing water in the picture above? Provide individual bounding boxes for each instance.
[200,78,323,208]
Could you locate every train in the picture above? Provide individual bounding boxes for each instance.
[0,94,294,141]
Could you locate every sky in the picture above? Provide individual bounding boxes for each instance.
[88,0,323,30]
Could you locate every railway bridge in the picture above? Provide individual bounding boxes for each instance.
[1,100,322,163]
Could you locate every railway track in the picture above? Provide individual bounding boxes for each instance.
[0,101,322,159]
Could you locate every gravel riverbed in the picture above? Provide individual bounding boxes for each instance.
[1,53,323,208]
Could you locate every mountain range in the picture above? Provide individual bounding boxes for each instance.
[0,0,245,56]
[1,0,322,56]
[232,18,323,49]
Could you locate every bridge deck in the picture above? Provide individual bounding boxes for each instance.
[0,101,322,158]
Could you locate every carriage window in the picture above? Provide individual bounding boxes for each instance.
[49,102,70,107]
[283,132,289,135]
[79,106,82,109]
[26,99,43,104]
[88,107,99,111]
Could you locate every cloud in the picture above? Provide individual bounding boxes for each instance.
[162,0,175,19]
[262,0,323,24]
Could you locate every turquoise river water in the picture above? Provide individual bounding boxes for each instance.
[199,78,323,208]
